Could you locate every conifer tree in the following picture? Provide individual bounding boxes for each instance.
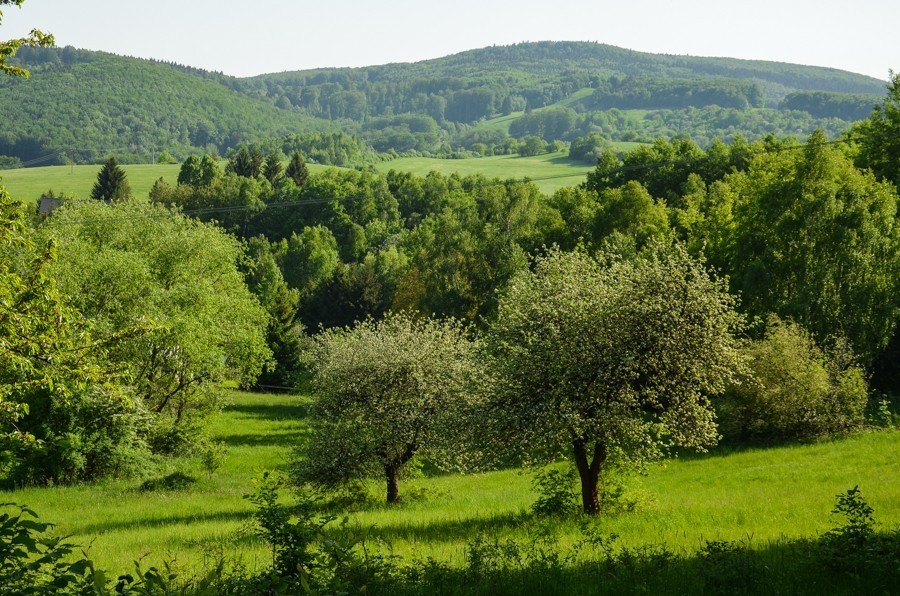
[263,152,283,184]
[227,147,262,178]
[285,150,309,187]
[90,157,131,202]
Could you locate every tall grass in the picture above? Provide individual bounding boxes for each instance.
[1,390,897,576]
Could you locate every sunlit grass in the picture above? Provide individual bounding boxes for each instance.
[0,162,335,204]
[1,390,897,575]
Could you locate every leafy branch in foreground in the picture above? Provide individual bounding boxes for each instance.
[0,0,54,78]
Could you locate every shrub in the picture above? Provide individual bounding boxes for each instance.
[718,318,869,442]
[531,466,578,517]
[0,504,96,593]
[7,386,150,486]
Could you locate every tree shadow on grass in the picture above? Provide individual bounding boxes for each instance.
[224,402,310,421]
[349,510,533,544]
[377,530,900,596]
[221,430,310,448]
[545,154,584,167]
[75,509,254,536]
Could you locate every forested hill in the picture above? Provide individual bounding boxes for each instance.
[244,41,885,116]
[0,41,889,167]
[0,47,335,165]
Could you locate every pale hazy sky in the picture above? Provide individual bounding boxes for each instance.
[3,0,897,81]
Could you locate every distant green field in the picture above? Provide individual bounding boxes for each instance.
[0,164,183,204]
[1,151,635,202]
[1,390,897,574]
[375,151,590,193]
[375,151,635,194]
[0,162,336,205]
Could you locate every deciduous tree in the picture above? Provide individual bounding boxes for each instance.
[486,247,744,515]
[40,201,271,452]
[295,311,479,503]
[0,0,53,78]
[730,130,900,363]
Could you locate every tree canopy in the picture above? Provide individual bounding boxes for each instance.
[295,311,480,503]
[486,247,745,514]
[730,130,900,363]
[38,200,271,451]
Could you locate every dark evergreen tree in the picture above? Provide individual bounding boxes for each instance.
[249,146,265,178]
[285,150,310,187]
[263,152,283,184]
[90,157,131,202]
[177,155,201,186]
[227,147,256,178]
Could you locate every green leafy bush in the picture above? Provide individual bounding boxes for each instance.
[8,387,150,486]
[531,467,578,517]
[718,318,869,442]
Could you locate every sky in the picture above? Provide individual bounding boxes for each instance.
[3,0,898,81]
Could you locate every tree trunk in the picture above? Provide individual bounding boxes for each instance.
[573,439,608,515]
[385,463,400,504]
[383,443,417,504]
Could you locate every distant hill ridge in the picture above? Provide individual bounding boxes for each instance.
[0,41,887,167]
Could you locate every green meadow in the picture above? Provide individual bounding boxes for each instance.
[3,390,897,575]
[0,147,648,203]
[0,162,340,205]
[374,151,605,194]
[0,164,183,204]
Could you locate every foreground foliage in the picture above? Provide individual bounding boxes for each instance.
[37,200,271,456]
[0,187,140,484]
[1,483,897,595]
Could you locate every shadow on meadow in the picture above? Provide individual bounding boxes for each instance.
[221,431,309,448]
[376,530,900,596]
[350,510,532,544]
[223,401,310,421]
[74,508,254,536]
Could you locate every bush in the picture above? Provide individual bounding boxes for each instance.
[718,317,869,442]
[7,386,150,486]
[0,505,95,593]
[531,466,578,516]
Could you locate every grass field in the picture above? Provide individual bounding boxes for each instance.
[374,151,612,194]
[2,390,897,576]
[0,162,337,205]
[0,164,183,204]
[1,148,646,203]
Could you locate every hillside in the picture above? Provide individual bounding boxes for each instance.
[0,42,888,167]
[0,47,335,165]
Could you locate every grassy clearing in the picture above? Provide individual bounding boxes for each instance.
[0,162,336,205]
[1,390,897,576]
[0,164,182,204]
[375,151,595,194]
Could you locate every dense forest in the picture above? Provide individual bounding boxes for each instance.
[0,42,887,168]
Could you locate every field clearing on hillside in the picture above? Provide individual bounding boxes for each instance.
[1,390,897,574]
[1,164,182,203]
[0,162,336,204]
[376,150,632,193]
